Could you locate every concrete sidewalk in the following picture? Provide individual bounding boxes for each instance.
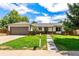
[0,50,62,56]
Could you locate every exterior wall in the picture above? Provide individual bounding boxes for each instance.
[48,27,52,31]
[28,26,31,31]
[53,27,56,32]
[30,27,33,31]
[42,27,44,31]
[8,26,10,32]
[37,26,63,33]
[61,27,65,32]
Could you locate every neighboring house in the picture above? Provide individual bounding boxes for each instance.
[8,22,64,35]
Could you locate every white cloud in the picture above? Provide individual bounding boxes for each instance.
[0,0,78,3]
[50,14,67,23]
[35,3,68,23]
[35,16,51,23]
[0,3,17,10]
[35,14,67,23]
[43,13,48,16]
[52,14,67,20]
[0,3,39,14]
[39,3,68,12]
[0,3,70,23]
[15,5,34,14]
[0,3,69,14]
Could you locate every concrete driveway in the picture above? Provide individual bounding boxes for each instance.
[0,35,24,44]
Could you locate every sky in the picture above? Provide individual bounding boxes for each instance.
[0,3,69,23]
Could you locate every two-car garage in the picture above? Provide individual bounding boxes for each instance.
[10,27,29,35]
[8,22,30,35]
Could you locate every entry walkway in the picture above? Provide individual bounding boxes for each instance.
[47,34,57,51]
[46,34,63,55]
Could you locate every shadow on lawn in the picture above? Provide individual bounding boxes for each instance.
[54,38,79,51]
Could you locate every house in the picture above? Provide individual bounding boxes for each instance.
[31,23,64,34]
[8,22,64,35]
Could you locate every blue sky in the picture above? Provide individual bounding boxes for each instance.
[0,3,69,23]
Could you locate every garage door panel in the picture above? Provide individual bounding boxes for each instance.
[10,27,28,35]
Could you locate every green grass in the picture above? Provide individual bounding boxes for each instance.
[0,34,47,50]
[52,34,79,51]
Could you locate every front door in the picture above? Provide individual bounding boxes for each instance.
[44,27,48,33]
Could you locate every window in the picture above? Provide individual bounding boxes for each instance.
[44,27,48,33]
[39,27,42,30]
[56,27,61,31]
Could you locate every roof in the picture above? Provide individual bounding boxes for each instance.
[8,22,30,25]
[8,22,63,27]
[8,22,30,27]
[32,23,63,27]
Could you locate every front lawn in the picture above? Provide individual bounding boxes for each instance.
[0,34,47,50]
[52,34,79,51]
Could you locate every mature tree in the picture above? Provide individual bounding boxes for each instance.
[7,10,20,23]
[58,20,63,23]
[0,19,8,29]
[6,9,29,23]
[32,21,37,24]
[0,21,1,26]
[20,16,29,22]
[63,19,74,31]
[63,3,79,31]
[0,9,29,28]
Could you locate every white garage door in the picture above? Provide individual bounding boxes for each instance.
[10,27,28,35]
